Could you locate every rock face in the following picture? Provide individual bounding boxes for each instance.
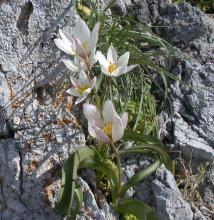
[117,0,214,164]
[152,165,193,220]
[169,61,214,162]
[0,0,214,219]
[0,0,85,219]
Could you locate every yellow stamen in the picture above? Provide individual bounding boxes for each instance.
[108,62,117,74]
[77,3,92,16]
[102,122,112,139]
[76,84,89,95]
[82,42,89,52]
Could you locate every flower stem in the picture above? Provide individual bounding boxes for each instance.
[111,143,122,205]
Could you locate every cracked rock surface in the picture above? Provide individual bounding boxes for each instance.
[0,0,85,219]
[0,0,214,219]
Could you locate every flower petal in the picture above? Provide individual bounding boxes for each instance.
[111,65,126,77]
[75,56,88,71]
[88,22,100,52]
[83,103,104,128]
[125,64,138,73]
[54,39,72,55]
[101,65,111,76]
[75,88,91,105]
[107,45,117,63]
[62,59,79,71]
[90,77,96,89]
[97,51,108,67]
[59,29,75,48]
[66,88,80,97]
[112,115,124,142]
[70,75,79,88]
[74,38,87,59]
[73,18,90,43]
[121,112,128,129]
[117,52,129,67]
[88,48,97,67]
[88,124,97,139]
[102,100,116,123]
[78,70,89,85]
[75,95,87,105]
[92,124,112,144]
[82,88,92,96]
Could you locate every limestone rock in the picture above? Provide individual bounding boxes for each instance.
[0,0,85,219]
[0,0,213,219]
[152,165,194,220]
[168,61,214,162]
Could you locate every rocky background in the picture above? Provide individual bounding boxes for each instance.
[0,0,213,219]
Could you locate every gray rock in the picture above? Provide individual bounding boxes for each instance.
[76,178,118,220]
[199,163,214,214]
[112,1,214,51]
[191,204,207,220]
[123,157,197,220]
[0,72,10,137]
[0,0,86,219]
[156,2,213,46]
[152,165,194,220]
[0,0,213,219]
[168,61,214,161]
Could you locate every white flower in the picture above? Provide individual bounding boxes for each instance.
[62,48,97,72]
[54,29,76,55]
[83,100,128,144]
[54,18,99,60]
[96,45,138,77]
[73,19,99,59]
[67,70,96,105]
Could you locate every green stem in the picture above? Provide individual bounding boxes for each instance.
[111,143,122,205]
[109,78,113,101]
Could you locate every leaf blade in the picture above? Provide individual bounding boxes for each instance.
[115,198,157,220]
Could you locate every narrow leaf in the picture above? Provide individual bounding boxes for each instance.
[55,147,96,214]
[123,130,172,170]
[120,160,161,195]
[71,187,84,219]
[115,198,156,220]
[79,158,119,202]
[55,154,78,214]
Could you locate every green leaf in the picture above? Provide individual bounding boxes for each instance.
[55,154,78,214]
[79,158,119,203]
[115,198,157,220]
[55,147,96,214]
[120,160,161,195]
[71,187,84,219]
[123,130,172,171]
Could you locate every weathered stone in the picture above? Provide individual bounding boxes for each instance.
[123,156,197,220]
[112,1,214,50]
[0,0,86,219]
[156,2,213,46]
[0,72,10,137]
[152,165,194,220]
[76,178,118,220]
[168,61,214,161]
[0,0,214,219]
[198,163,214,214]
[191,204,207,220]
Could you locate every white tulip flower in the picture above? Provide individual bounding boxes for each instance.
[96,45,138,77]
[54,18,99,60]
[54,29,76,56]
[62,48,97,72]
[73,19,100,59]
[83,100,128,144]
[67,70,96,105]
